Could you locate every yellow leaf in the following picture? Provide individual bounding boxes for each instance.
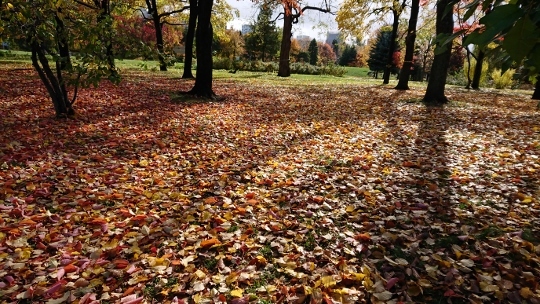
[520,287,534,299]
[139,159,149,167]
[230,289,243,298]
[345,205,355,212]
[321,276,337,288]
[522,197,533,204]
[352,273,365,281]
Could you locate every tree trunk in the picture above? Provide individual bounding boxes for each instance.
[533,76,540,102]
[149,0,167,71]
[383,10,399,84]
[96,0,116,74]
[423,0,454,104]
[471,49,485,89]
[182,0,197,79]
[278,8,293,77]
[395,0,419,90]
[55,10,71,70]
[188,0,214,98]
[31,43,74,117]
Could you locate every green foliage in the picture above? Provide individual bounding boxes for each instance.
[244,4,280,61]
[218,60,346,76]
[213,57,234,70]
[464,1,540,75]
[367,28,398,74]
[491,68,515,89]
[338,45,357,66]
[308,39,318,65]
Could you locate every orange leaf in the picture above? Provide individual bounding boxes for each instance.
[18,218,36,226]
[312,196,324,203]
[88,218,107,225]
[204,197,217,204]
[64,264,78,273]
[354,233,371,242]
[200,238,221,248]
[245,192,256,199]
[246,199,258,206]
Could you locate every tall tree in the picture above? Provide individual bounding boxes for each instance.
[382,0,407,84]
[186,0,215,98]
[367,28,397,79]
[275,0,333,77]
[338,44,357,66]
[337,0,406,83]
[395,0,420,90]
[244,4,280,61]
[182,0,197,78]
[423,0,455,104]
[75,0,117,74]
[142,0,189,71]
[308,38,318,65]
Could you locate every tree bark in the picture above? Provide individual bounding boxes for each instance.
[278,8,293,77]
[182,0,197,79]
[423,0,454,104]
[95,0,116,74]
[55,10,71,70]
[383,11,400,84]
[533,76,540,101]
[31,43,74,117]
[148,0,167,71]
[471,49,485,89]
[395,0,419,90]
[187,0,214,98]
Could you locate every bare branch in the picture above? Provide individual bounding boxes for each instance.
[158,6,190,19]
[301,6,334,15]
[161,20,187,27]
[272,12,284,22]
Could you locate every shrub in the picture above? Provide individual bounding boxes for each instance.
[320,64,346,77]
[491,69,515,89]
[213,57,233,70]
[463,58,489,87]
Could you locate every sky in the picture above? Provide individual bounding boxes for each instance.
[225,0,340,42]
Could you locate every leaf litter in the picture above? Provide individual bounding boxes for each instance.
[1,66,540,303]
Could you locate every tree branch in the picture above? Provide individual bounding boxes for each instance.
[73,0,97,10]
[158,6,190,19]
[161,20,187,27]
[301,6,334,15]
[272,12,284,22]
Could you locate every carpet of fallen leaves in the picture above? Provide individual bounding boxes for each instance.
[1,65,540,304]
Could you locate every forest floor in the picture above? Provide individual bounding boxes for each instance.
[1,65,540,304]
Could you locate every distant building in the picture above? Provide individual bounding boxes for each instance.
[296,35,311,41]
[326,32,340,45]
[241,24,253,35]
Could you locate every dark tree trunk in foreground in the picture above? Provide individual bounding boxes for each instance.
[182,0,197,79]
[423,0,454,104]
[471,49,485,89]
[395,0,419,90]
[147,0,167,71]
[278,8,293,77]
[187,0,214,98]
[31,43,74,117]
[383,11,400,84]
